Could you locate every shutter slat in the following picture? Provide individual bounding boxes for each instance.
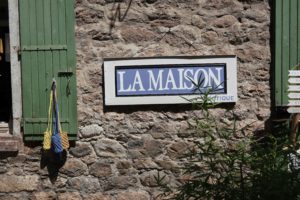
[58,0,68,133]
[36,0,47,134]
[20,0,34,135]
[29,0,41,134]
[66,0,77,138]
[275,0,283,106]
[282,0,290,105]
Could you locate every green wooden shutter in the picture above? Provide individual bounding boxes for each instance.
[19,0,77,141]
[275,0,300,106]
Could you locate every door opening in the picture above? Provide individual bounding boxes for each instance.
[0,0,12,124]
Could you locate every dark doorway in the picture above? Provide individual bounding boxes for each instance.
[0,0,11,122]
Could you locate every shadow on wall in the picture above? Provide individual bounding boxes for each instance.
[108,0,133,35]
[40,149,67,183]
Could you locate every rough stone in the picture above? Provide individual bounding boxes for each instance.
[167,141,189,158]
[94,139,126,158]
[133,158,158,169]
[213,15,239,28]
[140,170,169,187]
[70,142,93,157]
[0,175,39,192]
[58,192,82,200]
[244,4,269,23]
[89,161,112,178]
[76,8,104,25]
[143,139,163,158]
[82,193,111,200]
[116,160,134,175]
[0,194,28,200]
[155,159,180,173]
[30,191,57,200]
[0,166,7,174]
[80,124,103,138]
[191,15,205,29]
[68,176,100,192]
[115,190,150,200]
[121,27,156,43]
[106,176,138,190]
[127,138,144,149]
[60,158,88,177]
[257,108,270,120]
[202,31,219,45]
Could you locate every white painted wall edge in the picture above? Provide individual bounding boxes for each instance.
[9,0,22,136]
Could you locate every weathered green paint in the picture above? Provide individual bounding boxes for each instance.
[275,0,300,106]
[19,0,77,141]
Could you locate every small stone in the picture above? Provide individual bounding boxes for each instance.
[116,160,132,175]
[68,177,100,192]
[116,160,132,170]
[133,158,158,169]
[60,158,88,177]
[106,176,138,190]
[167,141,189,158]
[0,175,39,192]
[143,139,163,158]
[127,138,144,149]
[31,191,57,200]
[191,15,205,29]
[89,162,112,178]
[245,5,268,23]
[121,27,156,43]
[155,160,180,173]
[140,170,169,187]
[157,26,170,33]
[80,124,103,138]
[257,108,270,120]
[0,194,27,200]
[82,193,111,200]
[202,31,219,45]
[70,143,93,157]
[58,192,82,200]
[94,139,126,158]
[128,150,144,159]
[150,132,166,139]
[213,15,238,28]
[115,190,150,200]
[0,166,7,174]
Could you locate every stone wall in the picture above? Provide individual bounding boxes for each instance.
[0,0,271,199]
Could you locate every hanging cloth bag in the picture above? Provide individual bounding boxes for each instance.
[54,87,70,150]
[51,81,64,154]
[43,90,53,150]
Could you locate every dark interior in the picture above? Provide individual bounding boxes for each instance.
[0,0,11,122]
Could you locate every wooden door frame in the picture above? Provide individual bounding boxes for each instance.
[8,0,22,137]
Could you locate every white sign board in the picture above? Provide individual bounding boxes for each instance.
[288,70,300,113]
[289,78,300,84]
[288,93,300,99]
[287,107,300,113]
[104,56,238,105]
[288,100,300,106]
[288,85,300,92]
[289,70,300,76]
